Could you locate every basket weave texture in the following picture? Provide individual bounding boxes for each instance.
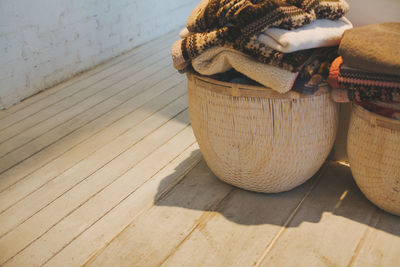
[187,72,339,193]
[348,104,400,216]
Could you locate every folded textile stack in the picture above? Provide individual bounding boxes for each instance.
[172,0,352,94]
[329,22,400,120]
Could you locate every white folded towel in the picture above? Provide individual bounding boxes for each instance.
[258,17,353,53]
[192,46,298,93]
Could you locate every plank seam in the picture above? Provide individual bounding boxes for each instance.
[1,112,190,265]
[0,88,187,223]
[0,71,183,196]
[0,54,173,173]
[158,188,237,266]
[41,130,196,266]
[65,144,202,266]
[254,164,329,267]
[0,49,171,149]
[0,78,186,216]
[0,103,188,240]
[346,208,382,267]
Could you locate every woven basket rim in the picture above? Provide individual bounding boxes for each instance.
[187,71,328,99]
[353,103,400,131]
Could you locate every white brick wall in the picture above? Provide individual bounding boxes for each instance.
[0,0,198,109]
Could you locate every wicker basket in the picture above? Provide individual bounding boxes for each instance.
[347,104,400,216]
[187,72,339,193]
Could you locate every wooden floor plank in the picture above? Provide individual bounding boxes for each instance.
[3,120,194,267]
[0,30,177,121]
[349,211,400,267]
[46,144,202,267]
[160,169,322,267]
[37,127,196,267]
[0,108,190,265]
[86,161,400,267]
[0,66,182,211]
[0,54,173,176]
[85,160,234,267]
[0,81,187,235]
[0,67,183,195]
[0,49,172,160]
[257,162,388,267]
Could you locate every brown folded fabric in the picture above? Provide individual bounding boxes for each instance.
[339,23,400,76]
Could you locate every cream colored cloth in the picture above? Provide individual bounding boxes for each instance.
[192,46,299,93]
[257,17,352,53]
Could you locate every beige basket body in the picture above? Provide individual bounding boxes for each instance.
[348,104,400,216]
[187,72,339,193]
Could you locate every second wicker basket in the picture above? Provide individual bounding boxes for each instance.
[348,103,400,216]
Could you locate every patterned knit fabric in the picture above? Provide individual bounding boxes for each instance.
[174,0,349,72]
[347,86,400,102]
[329,56,400,102]
[339,65,400,90]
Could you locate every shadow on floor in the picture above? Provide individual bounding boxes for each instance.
[154,150,400,236]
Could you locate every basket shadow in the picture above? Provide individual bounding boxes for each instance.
[154,150,400,237]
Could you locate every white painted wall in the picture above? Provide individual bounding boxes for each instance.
[0,0,198,109]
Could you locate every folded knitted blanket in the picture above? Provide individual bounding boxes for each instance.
[172,0,349,71]
[174,39,315,72]
[329,56,400,102]
[191,46,298,93]
[258,17,352,53]
[339,22,400,76]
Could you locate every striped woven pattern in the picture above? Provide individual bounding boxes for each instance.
[329,56,400,102]
[187,72,339,192]
[348,104,400,216]
[339,67,400,89]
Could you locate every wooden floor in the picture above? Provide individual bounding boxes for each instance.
[0,30,399,267]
